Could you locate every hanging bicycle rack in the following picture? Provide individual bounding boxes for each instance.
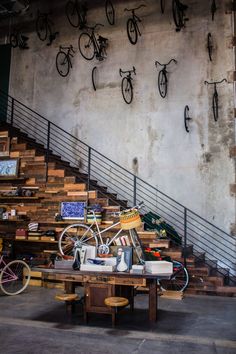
[207,33,213,61]
[184,105,192,133]
[155,59,177,98]
[204,79,227,122]
[211,0,217,21]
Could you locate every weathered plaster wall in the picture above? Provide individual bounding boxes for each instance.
[2,0,235,232]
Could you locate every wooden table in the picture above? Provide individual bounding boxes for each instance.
[34,267,171,323]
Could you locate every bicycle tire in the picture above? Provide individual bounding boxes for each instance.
[127,18,138,45]
[78,32,95,60]
[92,66,97,91]
[172,0,183,30]
[105,0,115,25]
[159,260,189,292]
[56,51,70,77]
[58,224,98,257]
[121,77,133,104]
[0,260,30,295]
[10,33,18,48]
[160,0,165,14]
[129,228,145,265]
[158,70,168,98]
[36,15,48,41]
[65,0,80,28]
[212,91,218,121]
[207,33,213,61]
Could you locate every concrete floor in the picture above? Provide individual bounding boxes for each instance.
[0,286,236,354]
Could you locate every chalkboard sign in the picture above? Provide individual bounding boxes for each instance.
[0,159,19,178]
[60,202,86,220]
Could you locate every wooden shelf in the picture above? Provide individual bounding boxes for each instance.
[0,178,27,183]
[14,239,58,244]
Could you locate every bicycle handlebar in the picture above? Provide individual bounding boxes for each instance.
[86,23,104,31]
[155,58,177,68]
[59,45,75,52]
[124,4,146,12]
[204,78,227,85]
[119,66,136,77]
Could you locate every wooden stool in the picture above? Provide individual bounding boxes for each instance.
[55,293,79,314]
[104,296,129,327]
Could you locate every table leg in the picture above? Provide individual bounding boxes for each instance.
[148,279,157,322]
[64,281,75,293]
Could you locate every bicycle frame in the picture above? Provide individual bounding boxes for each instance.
[131,12,141,36]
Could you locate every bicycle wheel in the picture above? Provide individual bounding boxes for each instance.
[78,32,95,60]
[212,91,218,121]
[66,1,80,28]
[56,51,70,77]
[127,18,138,45]
[105,0,115,25]
[159,260,189,292]
[121,77,133,104]
[92,66,98,91]
[158,70,168,98]
[207,33,213,61]
[36,16,47,41]
[129,228,145,265]
[160,0,165,14]
[10,33,18,48]
[0,260,30,295]
[58,224,98,257]
[172,0,183,30]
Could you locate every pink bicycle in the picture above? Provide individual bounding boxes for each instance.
[0,255,30,295]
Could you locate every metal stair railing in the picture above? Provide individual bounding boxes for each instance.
[0,89,235,284]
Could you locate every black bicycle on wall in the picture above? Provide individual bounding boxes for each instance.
[155,59,177,98]
[56,45,75,77]
[92,66,98,90]
[119,67,136,104]
[204,79,227,122]
[78,24,108,61]
[65,0,87,29]
[172,0,188,32]
[10,29,29,49]
[207,33,213,61]
[36,11,59,46]
[211,0,217,21]
[124,4,146,45]
[160,0,165,14]
[105,0,115,25]
[184,105,192,133]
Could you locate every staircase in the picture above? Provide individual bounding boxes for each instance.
[0,89,236,296]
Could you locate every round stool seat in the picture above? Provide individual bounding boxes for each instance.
[104,296,129,307]
[55,293,79,302]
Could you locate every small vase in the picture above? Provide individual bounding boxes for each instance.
[117,251,128,272]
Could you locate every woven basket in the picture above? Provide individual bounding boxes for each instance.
[120,210,142,230]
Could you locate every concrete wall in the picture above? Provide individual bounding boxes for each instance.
[1,0,235,233]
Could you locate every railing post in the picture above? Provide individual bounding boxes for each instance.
[184,207,187,268]
[87,147,91,191]
[11,98,14,126]
[45,121,51,183]
[133,175,137,206]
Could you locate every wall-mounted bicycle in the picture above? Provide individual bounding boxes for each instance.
[207,33,213,61]
[10,29,29,49]
[105,0,115,25]
[119,67,136,104]
[160,0,165,14]
[65,0,87,29]
[56,45,75,77]
[172,0,188,32]
[184,105,192,133]
[92,66,98,90]
[204,79,227,122]
[36,10,59,46]
[155,59,177,98]
[211,0,217,21]
[78,24,108,61]
[124,4,146,45]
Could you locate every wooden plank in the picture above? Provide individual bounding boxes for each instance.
[160,290,184,300]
